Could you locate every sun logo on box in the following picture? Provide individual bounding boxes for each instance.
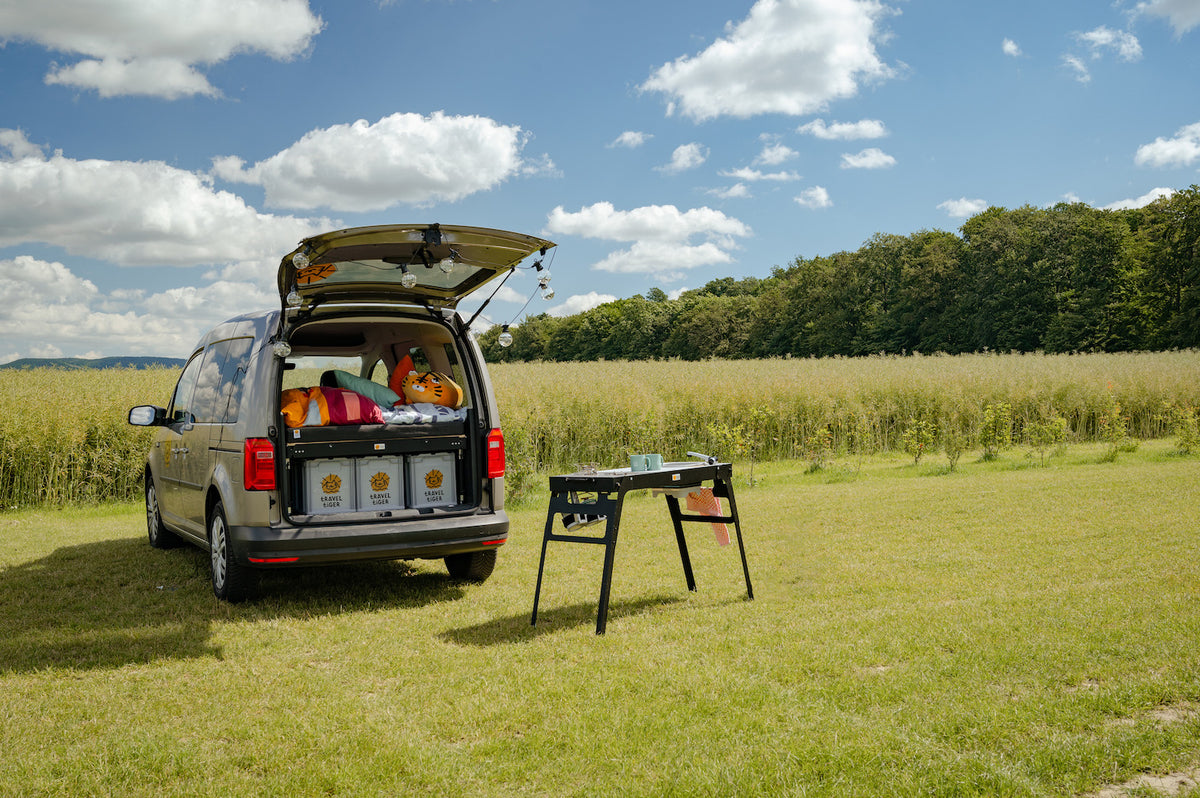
[370,472,390,491]
[321,474,342,494]
[425,469,443,489]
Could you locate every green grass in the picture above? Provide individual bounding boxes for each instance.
[2,443,1199,796]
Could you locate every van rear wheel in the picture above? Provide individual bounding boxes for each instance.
[445,550,496,582]
[209,501,254,602]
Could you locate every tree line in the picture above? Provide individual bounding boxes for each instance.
[479,186,1200,361]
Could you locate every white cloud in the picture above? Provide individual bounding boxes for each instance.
[490,284,530,305]
[0,255,274,359]
[718,167,803,182]
[0,0,323,99]
[797,118,888,139]
[1137,0,1200,35]
[756,145,797,165]
[30,343,65,359]
[0,128,45,159]
[1134,121,1200,168]
[640,0,895,121]
[545,202,751,280]
[938,197,988,218]
[548,292,618,317]
[213,112,532,212]
[1002,38,1022,57]
[608,131,653,148]
[1075,26,1143,61]
[0,129,331,267]
[1102,187,1176,210]
[656,142,709,174]
[708,183,752,199]
[1063,54,1091,83]
[840,147,896,168]
[794,186,832,208]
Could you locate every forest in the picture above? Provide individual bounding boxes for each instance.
[479,186,1200,362]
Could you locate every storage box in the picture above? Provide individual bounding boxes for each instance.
[303,458,356,514]
[407,452,458,508]
[356,456,405,512]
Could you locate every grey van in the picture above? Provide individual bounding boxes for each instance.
[128,223,553,601]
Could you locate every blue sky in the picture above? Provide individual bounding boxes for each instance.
[2,0,1198,361]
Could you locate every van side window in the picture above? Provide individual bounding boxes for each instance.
[213,337,254,423]
[186,337,255,424]
[192,347,224,423]
[169,351,205,424]
[368,359,390,386]
[408,347,431,372]
[442,343,471,408]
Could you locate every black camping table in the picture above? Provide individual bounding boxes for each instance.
[531,461,753,634]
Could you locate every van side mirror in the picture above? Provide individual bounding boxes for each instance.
[128,405,166,426]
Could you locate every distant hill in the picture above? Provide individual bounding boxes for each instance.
[0,356,185,371]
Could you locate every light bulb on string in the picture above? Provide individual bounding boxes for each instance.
[498,325,513,347]
[541,285,555,300]
[400,265,417,289]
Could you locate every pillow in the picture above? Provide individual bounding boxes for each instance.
[388,354,415,398]
[308,387,384,426]
[280,388,312,428]
[400,371,464,409]
[324,369,401,408]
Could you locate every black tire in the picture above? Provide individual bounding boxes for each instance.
[145,477,181,549]
[444,550,497,582]
[209,501,254,602]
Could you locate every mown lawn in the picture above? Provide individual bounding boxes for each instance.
[1,443,1198,797]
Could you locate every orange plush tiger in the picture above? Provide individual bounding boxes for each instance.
[400,371,464,409]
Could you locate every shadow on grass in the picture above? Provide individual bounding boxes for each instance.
[0,537,467,673]
[440,594,685,646]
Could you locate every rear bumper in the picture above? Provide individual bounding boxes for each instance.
[228,511,508,566]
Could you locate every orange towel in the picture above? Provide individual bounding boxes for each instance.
[687,488,730,546]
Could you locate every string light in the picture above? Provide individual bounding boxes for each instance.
[400,264,417,289]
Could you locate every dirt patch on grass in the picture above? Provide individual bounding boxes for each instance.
[1089,769,1198,798]
[1086,704,1199,796]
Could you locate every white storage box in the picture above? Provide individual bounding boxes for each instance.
[407,452,458,508]
[303,458,356,515]
[356,456,405,512]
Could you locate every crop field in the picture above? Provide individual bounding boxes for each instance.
[1,444,1198,796]
[1,350,1199,509]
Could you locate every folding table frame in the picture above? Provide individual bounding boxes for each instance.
[531,461,753,634]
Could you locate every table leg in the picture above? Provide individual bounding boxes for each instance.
[594,496,625,635]
[665,494,697,592]
[530,494,561,626]
[716,476,754,600]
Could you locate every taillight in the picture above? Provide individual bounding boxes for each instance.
[244,438,276,491]
[486,428,505,478]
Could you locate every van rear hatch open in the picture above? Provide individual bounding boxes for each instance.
[278,223,555,312]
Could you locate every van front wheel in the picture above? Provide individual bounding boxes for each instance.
[209,501,254,602]
[444,550,496,582]
[146,479,181,549]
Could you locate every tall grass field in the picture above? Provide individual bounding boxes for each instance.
[1,351,1199,508]
[1,445,1198,796]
